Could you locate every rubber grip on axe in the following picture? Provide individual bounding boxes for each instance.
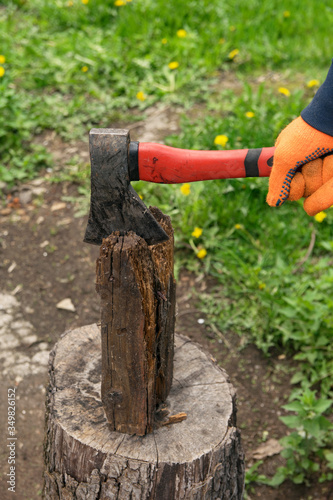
[132,143,275,183]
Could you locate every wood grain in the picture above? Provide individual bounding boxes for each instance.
[95,208,175,435]
[43,324,245,499]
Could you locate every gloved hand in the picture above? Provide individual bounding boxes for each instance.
[266,116,333,216]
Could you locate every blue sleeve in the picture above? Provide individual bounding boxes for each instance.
[301,60,333,137]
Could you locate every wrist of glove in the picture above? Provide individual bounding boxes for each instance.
[266,116,333,216]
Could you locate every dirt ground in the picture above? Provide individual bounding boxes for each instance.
[0,108,332,500]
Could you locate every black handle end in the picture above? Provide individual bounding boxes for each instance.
[129,141,139,181]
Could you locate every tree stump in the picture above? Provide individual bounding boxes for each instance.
[43,324,245,499]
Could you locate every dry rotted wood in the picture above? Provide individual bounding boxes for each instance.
[95,207,175,436]
[43,324,245,499]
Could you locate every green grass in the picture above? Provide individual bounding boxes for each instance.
[1,0,333,183]
[1,0,333,491]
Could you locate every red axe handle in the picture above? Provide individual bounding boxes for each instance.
[134,143,275,183]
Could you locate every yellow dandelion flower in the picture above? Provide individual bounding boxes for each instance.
[192,227,203,238]
[177,29,187,38]
[0,66,5,77]
[0,55,6,64]
[259,283,266,290]
[82,0,89,4]
[136,91,146,101]
[180,183,191,196]
[228,49,239,60]
[161,38,168,44]
[245,111,255,118]
[214,135,229,147]
[234,223,243,229]
[283,11,290,17]
[307,79,320,88]
[81,66,89,72]
[314,211,327,222]
[168,61,179,70]
[197,248,207,259]
[114,0,126,5]
[278,87,290,97]
[139,194,143,200]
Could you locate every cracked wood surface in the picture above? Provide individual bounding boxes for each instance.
[43,324,245,499]
[95,208,175,436]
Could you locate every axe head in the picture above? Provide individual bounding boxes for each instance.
[84,128,169,246]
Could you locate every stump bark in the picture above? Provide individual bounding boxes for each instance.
[43,324,245,499]
[95,208,175,435]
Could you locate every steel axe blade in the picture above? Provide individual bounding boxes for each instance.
[84,128,169,246]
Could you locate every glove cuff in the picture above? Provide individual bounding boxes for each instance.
[301,59,333,137]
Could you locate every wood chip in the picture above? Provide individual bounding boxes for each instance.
[56,298,76,312]
[30,178,45,186]
[11,284,23,296]
[31,186,46,197]
[162,412,187,426]
[0,208,12,216]
[56,218,72,227]
[251,438,283,460]
[8,262,17,273]
[51,202,67,212]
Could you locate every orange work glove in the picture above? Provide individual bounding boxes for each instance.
[266,116,333,215]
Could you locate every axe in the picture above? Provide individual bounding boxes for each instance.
[84,128,275,246]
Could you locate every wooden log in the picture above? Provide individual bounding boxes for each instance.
[95,208,175,436]
[43,324,245,499]
[149,207,175,405]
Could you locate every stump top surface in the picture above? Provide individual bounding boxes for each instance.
[51,324,234,464]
